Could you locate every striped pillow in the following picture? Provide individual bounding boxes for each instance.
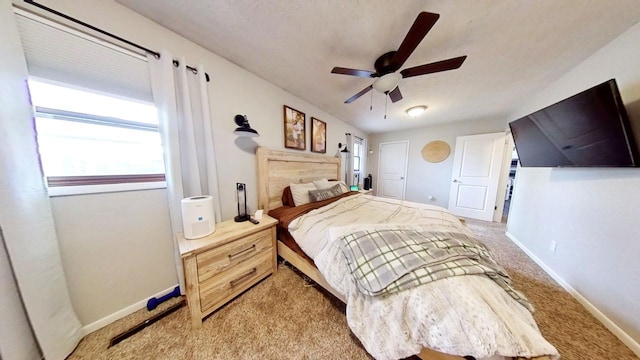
[308,184,344,202]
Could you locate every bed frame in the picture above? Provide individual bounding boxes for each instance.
[256,147,550,360]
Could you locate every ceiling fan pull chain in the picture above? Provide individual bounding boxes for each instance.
[370,90,373,111]
[384,94,388,119]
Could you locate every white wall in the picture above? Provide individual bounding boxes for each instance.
[507,20,640,349]
[50,190,176,326]
[7,0,368,328]
[369,117,507,208]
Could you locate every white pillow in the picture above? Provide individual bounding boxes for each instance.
[313,178,349,193]
[312,178,331,189]
[289,182,317,206]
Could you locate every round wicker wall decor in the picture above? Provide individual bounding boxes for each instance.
[421,140,451,163]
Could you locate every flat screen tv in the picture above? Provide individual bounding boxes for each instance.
[509,79,639,167]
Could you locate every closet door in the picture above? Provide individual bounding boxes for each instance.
[377,141,409,200]
[448,132,505,221]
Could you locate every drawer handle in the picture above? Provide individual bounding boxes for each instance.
[229,268,257,287]
[228,244,256,260]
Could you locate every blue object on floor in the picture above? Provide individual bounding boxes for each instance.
[146,285,181,311]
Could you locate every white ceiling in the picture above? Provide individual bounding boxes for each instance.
[116,0,640,134]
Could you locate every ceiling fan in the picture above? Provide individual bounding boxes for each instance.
[331,11,467,104]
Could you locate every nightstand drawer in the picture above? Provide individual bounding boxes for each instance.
[199,250,272,312]
[196,228,272,283]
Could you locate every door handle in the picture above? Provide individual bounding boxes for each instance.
[400,177,405,180]
[453,179,461,183]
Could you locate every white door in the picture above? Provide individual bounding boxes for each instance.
[448,133,505,221]
[377,141,409,200]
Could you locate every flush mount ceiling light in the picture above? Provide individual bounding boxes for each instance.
[406,105,427,117]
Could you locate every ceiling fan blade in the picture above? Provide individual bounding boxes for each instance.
[400,55,467,78]
[388,87,403,103]
[391,12,440,71]
[331,67,377,78]
[344,85,373,104]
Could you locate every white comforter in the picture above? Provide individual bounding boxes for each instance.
[289,195,559,360]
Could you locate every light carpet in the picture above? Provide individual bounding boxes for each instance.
[68,219,638,360]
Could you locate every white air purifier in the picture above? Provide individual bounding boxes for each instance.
[181,195,215,239]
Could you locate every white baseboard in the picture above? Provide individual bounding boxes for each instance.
[505,231,640,357]
[81,285,178,335]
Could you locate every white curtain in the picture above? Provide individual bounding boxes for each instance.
[1,2,83,358]
[361,138,368,187]
[345,133,355,186]
[0,232,40,360]
[353,136,365,188]
[148,51,222,293]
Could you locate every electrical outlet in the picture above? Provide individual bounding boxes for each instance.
[550,241,558,253]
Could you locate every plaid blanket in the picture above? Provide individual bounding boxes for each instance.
[338,228,533,312]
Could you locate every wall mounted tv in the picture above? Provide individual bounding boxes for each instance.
[509,79,639,168]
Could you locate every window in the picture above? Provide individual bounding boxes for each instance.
[28,79,165,194]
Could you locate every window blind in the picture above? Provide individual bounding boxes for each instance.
[14,9,152,102]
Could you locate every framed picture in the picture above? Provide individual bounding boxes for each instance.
[311,117,326,153]
[284,105,306,150]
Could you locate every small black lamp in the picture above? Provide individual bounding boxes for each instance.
[234,114,259,137]
[235,182,250,222]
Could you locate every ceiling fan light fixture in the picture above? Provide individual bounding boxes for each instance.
[372,73,402,93]
[406,105,427,117]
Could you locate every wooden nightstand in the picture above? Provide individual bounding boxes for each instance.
[177,215,277,328]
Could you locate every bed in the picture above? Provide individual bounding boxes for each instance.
[256,147,557,360]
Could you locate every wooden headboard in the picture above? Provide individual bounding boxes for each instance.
[257,147,341,211]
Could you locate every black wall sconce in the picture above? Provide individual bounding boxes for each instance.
[335,142,349,157]
[234,114,259,137]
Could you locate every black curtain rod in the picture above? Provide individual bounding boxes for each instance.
[23,0,210,82]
